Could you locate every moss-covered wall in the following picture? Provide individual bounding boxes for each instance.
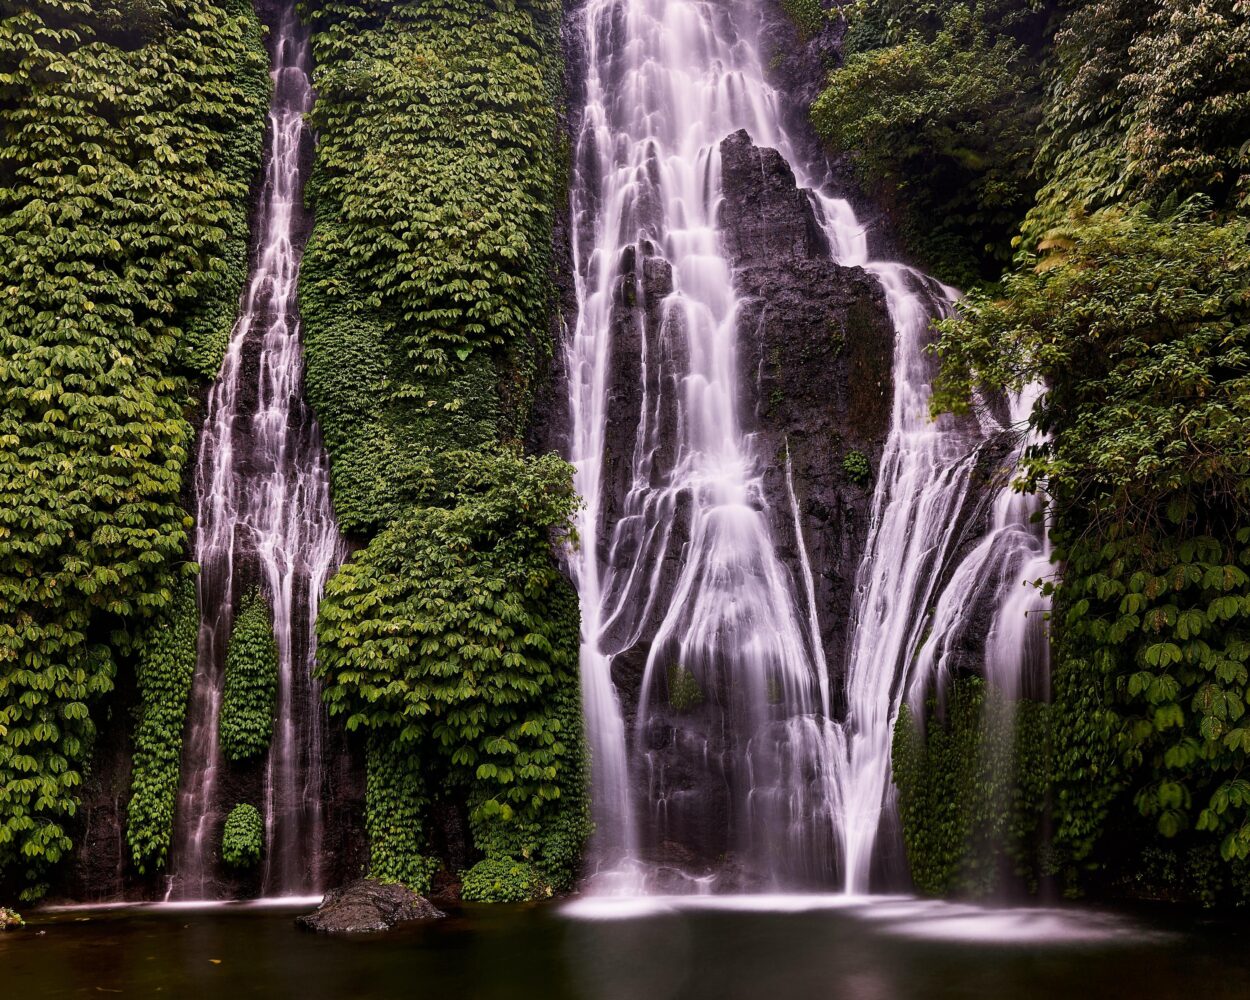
[0,0,268,901]
[892,678,1050,897]
[300,0,590,899]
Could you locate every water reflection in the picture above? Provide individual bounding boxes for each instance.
[2,900,1241,1000]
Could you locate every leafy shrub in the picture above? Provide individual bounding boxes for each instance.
[219,588,278,763]
[126,579,201,875]
[667,665,705,713]
[781,0,831,38]
[221,803,263,870]
[317,453,591,891]
[813,6,1040,282]
[1026,0,1250,247]
[0,906,22,930]
[460,857,550,903]
[842,450,871,486]
[0,0,267,898]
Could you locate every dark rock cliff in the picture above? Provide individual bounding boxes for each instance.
[718,128,894,703]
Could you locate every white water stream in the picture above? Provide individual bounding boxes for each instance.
[166,7,344,900]
[568,0,1046,893]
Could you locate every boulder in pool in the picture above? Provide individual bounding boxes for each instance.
[297,879,443,934]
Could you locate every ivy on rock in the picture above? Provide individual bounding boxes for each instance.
[219,588,278,763]
[0,0,267,898]
[125,578,200,876]
[300,0,563,533]
[893,678,1051,896]
[221,803,263,870]
[317,454,591,895]
[301,0,589,899]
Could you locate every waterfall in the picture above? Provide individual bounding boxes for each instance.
[568,0,839,889]
[905,385,1053,714]
[567,0,1050,894]
[829,269,987,894]
[166,5,345,900]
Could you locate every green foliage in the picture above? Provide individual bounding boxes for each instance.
[893,679,1051,896]
[125,578,199,876]
[1026,0,1250,247]
[930,4,1250,893]
[936,206,1250,883]
[666,665,704,714]
[219,588,277,763]
[0,0,267,897]
[781,0,832,38]
[0,906,22,929]
[460,857,549,903]
[300,0,563,533]
[317,453,591,892]
[842,449,871,486]
[221,803,263,870]
[365,732,438,893]
[302,0,588,898]
[840,0,1050,57]
[814,4,1043,282]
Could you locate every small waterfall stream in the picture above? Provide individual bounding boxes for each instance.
[568,0,1046,894]
[166,5,344,900]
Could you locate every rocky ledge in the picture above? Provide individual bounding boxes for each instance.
[296,879,443,934]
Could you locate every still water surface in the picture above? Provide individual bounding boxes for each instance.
[3,895,1248,999]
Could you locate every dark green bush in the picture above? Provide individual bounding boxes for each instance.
[780,0,831,38]
[221,803,263,870]
[842,450,871,486]
[461,857,549,903]
[317,454,591,891]
[812,7,1040,283]
[126,578,201,875]
[219,588,278,763]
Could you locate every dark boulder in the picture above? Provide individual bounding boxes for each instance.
[296,879,443,934]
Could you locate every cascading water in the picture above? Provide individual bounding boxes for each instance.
[568,0,844,889]
[568,0,1039,895]
[166,5,344,900]
[906,384,1052,713]
[828,267,988,893]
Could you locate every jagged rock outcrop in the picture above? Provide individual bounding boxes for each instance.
[296,879,443,934]
[718,128,895,698]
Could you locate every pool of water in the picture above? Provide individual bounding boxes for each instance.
[3,895,1247,999]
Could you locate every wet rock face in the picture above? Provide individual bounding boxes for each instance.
[718,128,894,699]
[296,879,443,934]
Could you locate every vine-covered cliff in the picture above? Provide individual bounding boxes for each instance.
[299,0,589,900]
[0,0,268,902]
[803,0,1250,904]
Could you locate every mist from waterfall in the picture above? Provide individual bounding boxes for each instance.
[166,6,345,901]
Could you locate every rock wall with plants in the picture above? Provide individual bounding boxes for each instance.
[808,0,1250,903]
[299,0,590,900]
[0,0,268,901]
[218,589,278,764]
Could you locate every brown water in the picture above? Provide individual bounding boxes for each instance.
[2,897,1247,999]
